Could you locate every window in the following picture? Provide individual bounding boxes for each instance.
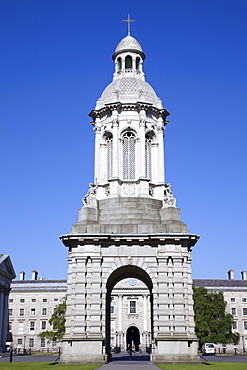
[122,132,136,180]
[111,296,115,301]
[9,299,13,303]
[41,321,46,330]
[117,57,122,71]
[9,309,13,316]
[145,134,153,179]
[243,298,247,303]
[20,299,25,303]
[18,322,24,331]
[232,321,237,330]
[31,308,35,316]
[29,339,34,348]
[54,298,58,302]
[125,55,132,69]
[19,308,24,316]
[136,57,140,70]
[244,322,247,330]
[18,339,22,348]
[42,308,47,316]
[243,308,247,315]
[105,132,113,180]
[40,338,45,348]
[52,340,57,347]
[9,322,12,331]
[231,308,236,315]
[30,321,35,331]
[43,298,47,302]
[129,301,136,314]
[31,299,36,303]
[231,298,236,303]
[110,306,114,314]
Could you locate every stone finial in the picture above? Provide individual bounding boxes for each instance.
[227,269,234,280]
[241,270,247,281]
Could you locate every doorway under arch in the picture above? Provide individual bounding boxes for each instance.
[106,265,153,362]
[126,326,140,352]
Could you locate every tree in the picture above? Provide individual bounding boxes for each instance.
[193,287,240,348]
[38,297,66,343]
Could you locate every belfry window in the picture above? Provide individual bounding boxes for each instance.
[104,132,113,180]
[117,57,122,71]
[122,132,136,180]
[125,55,132,69]
[145,133,153,180]
[136,57,140,70]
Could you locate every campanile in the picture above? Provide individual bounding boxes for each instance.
[60,18,200,364]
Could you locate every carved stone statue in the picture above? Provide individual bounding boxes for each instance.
[163,183,176,207]
[82,183,97,208]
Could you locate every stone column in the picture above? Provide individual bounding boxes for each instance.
[143,294,148,331]
[139,117,146,179]
[112,119,119,179]
[94,120,101,183]
[118,295,123,332]
[157,118,165,183]
[73,257,87,337]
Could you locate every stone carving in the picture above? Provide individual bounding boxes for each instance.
[82,184,97,208]
[163,183,176,207]
[123,183,135,196]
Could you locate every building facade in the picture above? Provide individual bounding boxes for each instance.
[8,270,247,354]
[0,254,15,352]
[8,271,66,353]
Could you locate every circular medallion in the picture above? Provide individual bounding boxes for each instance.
[129,278,137,286]
[123,183,135,196]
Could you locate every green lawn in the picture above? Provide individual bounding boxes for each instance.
[0,363,101,370]
[157,363,247,370]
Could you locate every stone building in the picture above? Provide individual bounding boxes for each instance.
[59,20,200,364]
[0,254,15,352]
[8,269,247,354]
[8,271,66,352]
[194,269,247,353]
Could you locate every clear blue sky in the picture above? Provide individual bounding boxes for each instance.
[1,0,246,281]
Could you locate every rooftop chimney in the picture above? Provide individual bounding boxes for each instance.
[19,271,25,280]
[228,269,234,280]
[241,270,247,281]
[31,270,38,280]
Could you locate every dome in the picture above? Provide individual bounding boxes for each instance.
[96,77,162,109]
[115,35,143,53]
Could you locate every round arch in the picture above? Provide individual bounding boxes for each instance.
[105,265,153,361]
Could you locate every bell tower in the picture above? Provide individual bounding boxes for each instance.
[60,18,200,364]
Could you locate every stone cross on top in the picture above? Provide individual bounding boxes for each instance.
[123,14,135,35]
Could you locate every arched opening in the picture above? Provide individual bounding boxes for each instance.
[125,55,132,69]
[136,57,140,70]
[105,265,153,362]
[126,326,140,352]
[117,57,122,71]
[103,131,113,180]
[145,131,155,180]
[122,131,136,180]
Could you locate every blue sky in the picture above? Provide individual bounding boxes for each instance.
[1,0,246,281]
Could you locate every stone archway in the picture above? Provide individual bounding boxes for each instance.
[105,265,153,361]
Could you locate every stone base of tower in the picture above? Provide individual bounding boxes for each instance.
[60,339,106,364]
[152,338,200,364]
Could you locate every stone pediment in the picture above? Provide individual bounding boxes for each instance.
[0,254,16,284]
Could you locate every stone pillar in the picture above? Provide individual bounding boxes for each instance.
[0,288,4,351]
[157,118,165,183]
[118,295,123,332]
[112,119,119,179]
[143,294,148,331]
[94,121,101,183]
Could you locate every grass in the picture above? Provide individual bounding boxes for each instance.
[0,363,102,370]
[157,363,247,370]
